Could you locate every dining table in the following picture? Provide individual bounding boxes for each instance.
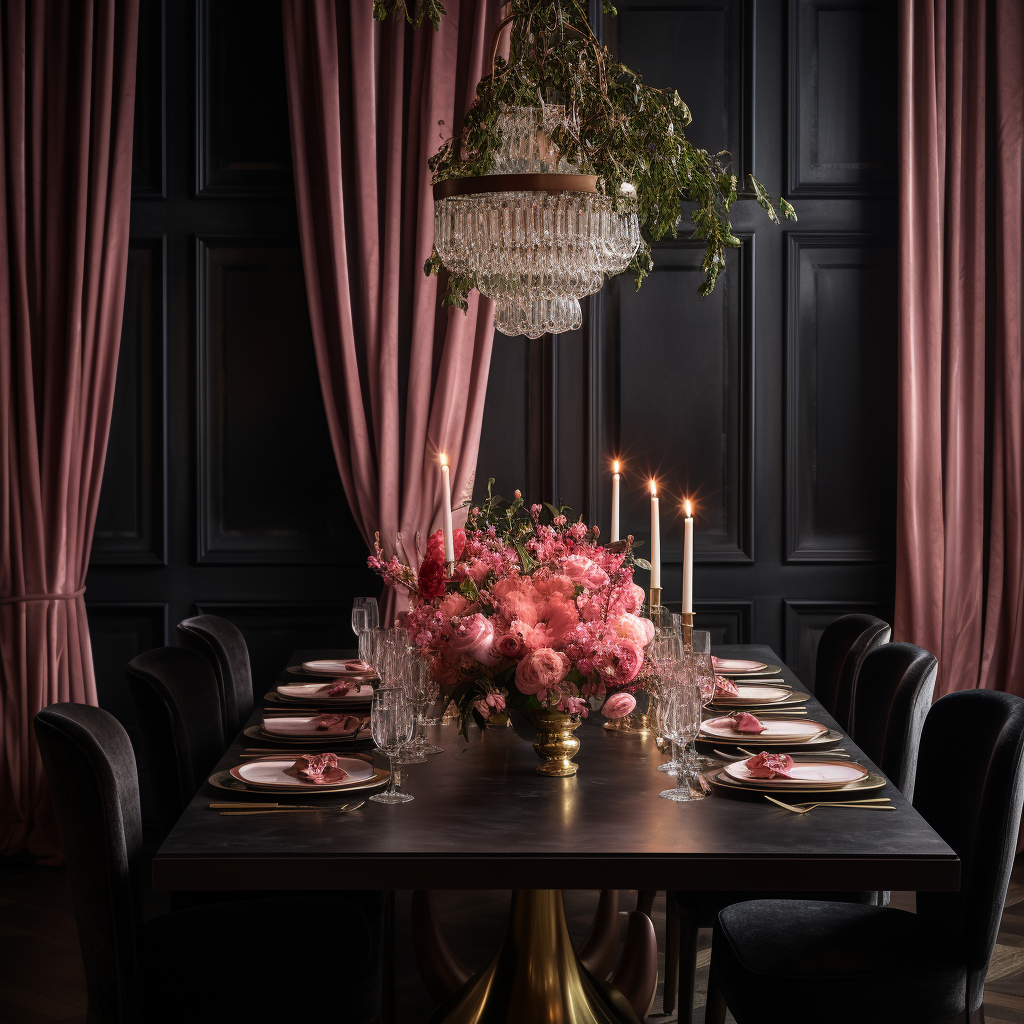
[151,643,959,1024]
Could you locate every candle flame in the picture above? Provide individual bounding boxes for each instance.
[439,452,448,467]
[685,499,693,517]
[613,459,620,474]
[650,479,657,497]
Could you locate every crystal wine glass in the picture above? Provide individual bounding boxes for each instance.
[351,603,369,638]
[659,674,706,801]
[387,643,427,765]
[688,630,717,770]
[405,655,442,755]
[651,634,684,774]
[369,689,414,805]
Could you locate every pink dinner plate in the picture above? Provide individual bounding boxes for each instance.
[700,717,829,742]
[712,658,767,673]
[723,760,869,787]
[276,683,375,703]
[230,754,376,790]
[708,684,793,705]
[301,659,374,676]
[262,715,367,738]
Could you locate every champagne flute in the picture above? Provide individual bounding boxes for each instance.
[390,644,427,764]
[369,689,414,804]
[660,676,706,801]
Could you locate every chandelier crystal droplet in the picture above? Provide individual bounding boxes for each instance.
[432,106,642,339]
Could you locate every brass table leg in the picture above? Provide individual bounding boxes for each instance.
[427,890,641,1024]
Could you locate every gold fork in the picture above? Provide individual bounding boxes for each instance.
[764,795,894,814]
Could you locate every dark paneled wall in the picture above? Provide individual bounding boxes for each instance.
[86,0,376,757]
[475,0,899,688]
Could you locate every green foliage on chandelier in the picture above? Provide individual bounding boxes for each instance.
[374,0,796,309]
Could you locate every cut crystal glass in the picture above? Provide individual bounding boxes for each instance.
[432,106,641,339]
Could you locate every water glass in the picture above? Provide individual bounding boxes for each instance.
[659,676,707,801]
[369,689,415,804]
[688,630,716,769]
[404,656,443,755]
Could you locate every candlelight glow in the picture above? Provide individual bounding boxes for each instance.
[439,452,448,467]
[613,459,620,473]
[650,479,657,496]
[685,499,693,517]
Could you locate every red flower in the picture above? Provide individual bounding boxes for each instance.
[417,557,446,600]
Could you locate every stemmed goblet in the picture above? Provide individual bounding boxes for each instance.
[404,655,443,755]
[659,673,706,801]
[369,689,415,805]
[688,630,717,770]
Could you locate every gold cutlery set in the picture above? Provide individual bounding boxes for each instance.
[209,800,365,816]
[764,795,894,814]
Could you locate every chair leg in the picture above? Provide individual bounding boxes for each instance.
[663,896,679,1015]
[676,906,699,1024]
[704,967,727,1024]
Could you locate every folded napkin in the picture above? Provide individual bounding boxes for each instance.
[744,751,796,779]
[344,659,372,672]
[292,752,348,784]
[729,711,766,733]
[325,679,359,697]
[313,713,361,735]
[714,676,740,697]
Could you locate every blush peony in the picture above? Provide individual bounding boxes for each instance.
[516,647,570,696]
[448,613,500,667]
[562,554,609,590]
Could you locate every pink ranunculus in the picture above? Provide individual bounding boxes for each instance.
[563,554,609,590]
[516,647,570,696]
[448,613,500,667]
[494,624,526,659]
[610,613,652,651]
[602,692,636,719]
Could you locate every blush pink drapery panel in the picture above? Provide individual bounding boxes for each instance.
[0,0,138,860]
[895,0,1023,699]
[281,1,499,617]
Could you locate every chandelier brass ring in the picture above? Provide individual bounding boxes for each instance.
[432,173,599,200]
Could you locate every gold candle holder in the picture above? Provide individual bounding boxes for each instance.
[682,610,694,649]
[649,586,661,609]
[444,560,455,579]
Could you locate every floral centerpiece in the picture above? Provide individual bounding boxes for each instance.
[368,483,655,746]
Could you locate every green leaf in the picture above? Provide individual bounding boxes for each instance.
[460,577,480,602]
[633,558,653,571]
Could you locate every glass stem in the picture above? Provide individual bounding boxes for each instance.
[386,755,398,798]
[671,740,679,765]
[676,759,687,792]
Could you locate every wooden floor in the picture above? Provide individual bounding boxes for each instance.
[3,862,1024,1024]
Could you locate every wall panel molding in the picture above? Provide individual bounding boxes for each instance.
[195,236,348,564]
[92,238,167,565]
[786,233,897,563]
[195,0,293,197]
[783,599,889,691]
[132,0,165,198]
[788,0,898,196]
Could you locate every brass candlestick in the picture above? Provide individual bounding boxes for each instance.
[682,610,694,649]
[444,560,455,579]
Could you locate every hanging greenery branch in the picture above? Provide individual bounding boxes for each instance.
[374,0,796,308]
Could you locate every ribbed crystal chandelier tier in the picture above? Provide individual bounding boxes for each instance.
[432,106,641,339]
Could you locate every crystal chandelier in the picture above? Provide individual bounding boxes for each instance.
[432,106,641,340]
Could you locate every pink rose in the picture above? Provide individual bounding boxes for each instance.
[563,554,609,590]
[438,592,472,619]
[530,572,576,600]
[448,613,500,667]
[494,624,526,659]
[602,692,636,719]
[611,613,654,650]
[516,648,570,696]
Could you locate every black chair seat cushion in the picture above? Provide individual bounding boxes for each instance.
[713,899,966,1024]
[673,887,877,924]
[142,893,385,1024]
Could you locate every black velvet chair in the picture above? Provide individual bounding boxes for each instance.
[34,702,385,1024]
[176,613,254,743]
[125,646,228,837]
[814,612,892,732]
[852,641,937,802]
[705,689,1024,1024]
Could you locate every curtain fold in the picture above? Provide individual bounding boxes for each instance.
[896,0,1023,699]
[281,1,498,618]
[0,0,138,860]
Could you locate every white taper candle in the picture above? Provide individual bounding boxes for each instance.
[439,453,455,564]
[611,460,621,542]
[650,479,661,590]
[682,499,693,614]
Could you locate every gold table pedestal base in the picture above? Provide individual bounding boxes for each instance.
[427,890,641,1024]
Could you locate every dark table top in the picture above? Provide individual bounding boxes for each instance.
[152,645,959,893]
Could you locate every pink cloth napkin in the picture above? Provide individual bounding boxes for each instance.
[291,752,348,784]
[744,751,796,779]
[313,713,361,735]
[730,711,766,733]
[714,676,740,697]
[325,679,359,696]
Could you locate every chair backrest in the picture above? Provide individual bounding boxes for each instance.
[34,703,143,1024]
[125,646,225,836]
[176,614,253,741]
[915,690,1024,1012]
[850,642,937,801]
[813,613,891,731]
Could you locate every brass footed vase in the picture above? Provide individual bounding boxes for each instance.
[427,889,639,1024]
[520,708,583,776]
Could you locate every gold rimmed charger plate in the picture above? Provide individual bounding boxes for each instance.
[696,728,844,752]
[209,754,389,795]
[706,688,808,712]
[699,717,829,743]
[715,662,784,677]
[264,691,372,709]
[706,766,886,798]
[243,724,372,747]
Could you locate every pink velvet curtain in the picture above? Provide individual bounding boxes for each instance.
[896,0,1023,698]
[281,1,498,618]
[0,0,138,860]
